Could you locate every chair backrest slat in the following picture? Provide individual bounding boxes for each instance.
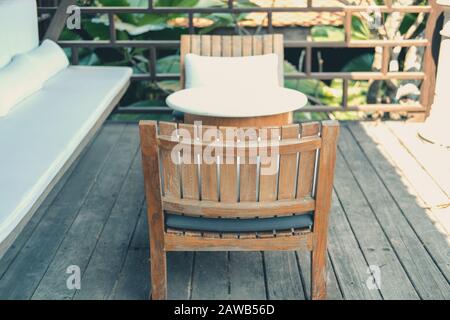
[278,124,300,200]
[179,123,200,200]
[239,127,258,202]
[221,35,232,57]
[180,34,285,88]
[219,127,238,203]
[200,125,219,201]
[159,122,181,198]
[259,127,280,202]
[232,36,242,57]
[201,35,211,56]
[297,122,320,198]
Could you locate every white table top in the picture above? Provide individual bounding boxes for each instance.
[166,86,308,118]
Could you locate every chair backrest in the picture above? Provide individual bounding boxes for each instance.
[0,0,39,69]
[139,121,339,221]
[179,34,284,88]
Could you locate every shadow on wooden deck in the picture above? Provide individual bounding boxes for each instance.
[0,122,448,300]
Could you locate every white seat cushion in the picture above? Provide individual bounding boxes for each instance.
[184,53,280,89]
[0,66,132,243]
[0,0,39,68]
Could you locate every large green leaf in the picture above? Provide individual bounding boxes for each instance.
[311,26,344,42]
[341,53,374,72]
[351,15,371,40]
[156,55,180,73]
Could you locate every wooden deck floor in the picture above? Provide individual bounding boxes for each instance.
[0,121,448,300]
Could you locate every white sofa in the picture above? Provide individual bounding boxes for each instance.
[0,0,132,253]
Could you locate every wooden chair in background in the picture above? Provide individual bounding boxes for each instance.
[139,120,339,300]
[177,34,289,126]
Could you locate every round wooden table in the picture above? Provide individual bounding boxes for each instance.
[166,86,308,127]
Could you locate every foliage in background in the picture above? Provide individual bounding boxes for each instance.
[62,0,429,121]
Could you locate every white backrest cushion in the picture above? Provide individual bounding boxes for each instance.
[184,53,279,89]
[0,40,69,117]
[28,40,69,81]
[0,55,43,117]
[0,0,39,68]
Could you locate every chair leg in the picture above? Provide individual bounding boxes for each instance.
[311,246,327,300]
[150,248,167,300]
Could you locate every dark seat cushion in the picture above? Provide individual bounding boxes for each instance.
[165,213,313,233]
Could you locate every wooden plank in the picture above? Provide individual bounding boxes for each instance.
[180,35,191,89]
[165,232,312,251]
[164,197,314,218]
[334,149,419,299]
[159,122,181,198]
[252,35,263,55]
[242,35,253,56]
[0,124,125,300]
[296,251,343,300]
[211,35,222,56]
[31,125,140,300]
[200,35,211,56]
[311,121,339,300]
[273,34,284,86]
[72,151,145,300]
[141,121,167,300]
[221,35,232,57]
[264,251,306,299]
[278,124,300,200]
[327,192,382,300]
[262,34,274,54]
[338,125,450,299]
[348,122,450,282]
[297,122,319,198]
[219,127,238,203]
[232,36,242,57]
[259,127,280,201]
[179,124,199,200]
[200,125,219,201]
[191,252,229,299]
[239,128,258,202]
[167,252,194,300]
[229,252,266,299]
[109,209,150,300]
[190,35,201,55]
[159,132,320,155]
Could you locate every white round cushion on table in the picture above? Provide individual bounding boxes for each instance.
[166,86,308,118]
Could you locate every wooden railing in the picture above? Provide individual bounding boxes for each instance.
[37,0,443,120]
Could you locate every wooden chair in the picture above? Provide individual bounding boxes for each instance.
[176,34,287,126]
[139,120,339,300]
